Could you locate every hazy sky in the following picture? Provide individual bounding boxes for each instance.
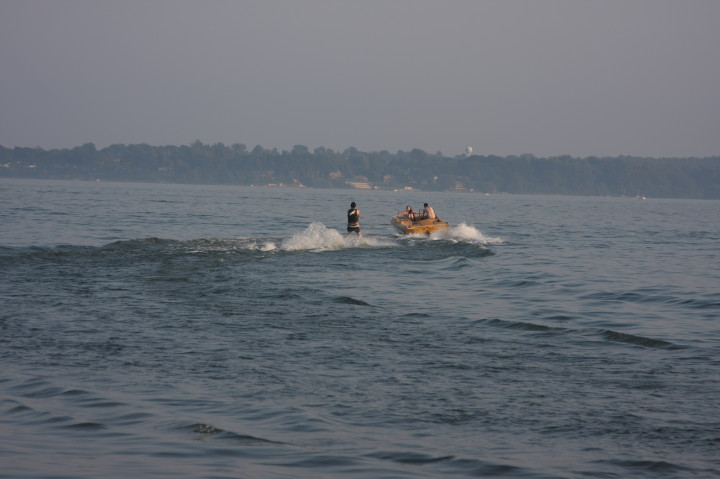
[1,0,718,157]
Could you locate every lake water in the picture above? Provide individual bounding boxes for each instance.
[1,178,719,478]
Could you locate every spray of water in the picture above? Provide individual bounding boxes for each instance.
[258,241,277,252]
[428,223,504,245]
[220,222,502,253]
[280,223,398,251]
[281,222,348,251]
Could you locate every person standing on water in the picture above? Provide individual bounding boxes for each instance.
[346,201,361,237]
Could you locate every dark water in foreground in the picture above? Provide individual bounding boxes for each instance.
[1,179,719,478]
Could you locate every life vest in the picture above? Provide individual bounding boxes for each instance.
[347,208,359,225]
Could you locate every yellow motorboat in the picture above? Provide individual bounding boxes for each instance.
[390,212,450,235]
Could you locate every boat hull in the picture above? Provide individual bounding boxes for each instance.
[391,215,450,235]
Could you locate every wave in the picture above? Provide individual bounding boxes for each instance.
[0,372,282,453]
[108,223,400,254]
[1,223,503,265]
[333,296,376,307]
[477,318,681,349]
[365,451,522,476]
[177,423,281,444]
[582,290,720,311]
[598,459,693,475]
[600,330,677,349]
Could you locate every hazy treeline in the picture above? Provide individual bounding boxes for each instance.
[1,142,718,199]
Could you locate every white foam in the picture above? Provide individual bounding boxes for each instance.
[429,223,505,245]
[356,235,397,248]
[258,241,277,252]
[279,222,401,251]
[226,222,500,253]
[281,222,348,251]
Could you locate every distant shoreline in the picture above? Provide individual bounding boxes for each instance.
[2,143,718,199]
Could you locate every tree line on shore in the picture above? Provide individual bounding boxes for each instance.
[1,142,718,199]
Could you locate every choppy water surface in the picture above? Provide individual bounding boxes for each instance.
[1,179,719,478]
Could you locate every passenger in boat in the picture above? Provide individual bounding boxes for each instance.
[404,205,416,221]
[346,201,361,237]
[421,203,436,220]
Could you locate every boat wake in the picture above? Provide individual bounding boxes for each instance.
[249,222,498,261]
[283,222,357,251]
[129,222,502,254]
[2,223,502,259]
[278,222,503,251]
[246,221,503,253]
[422,223,504,246]
[269,222,397,252]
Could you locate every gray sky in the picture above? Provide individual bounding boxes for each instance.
[1,0,718,158]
